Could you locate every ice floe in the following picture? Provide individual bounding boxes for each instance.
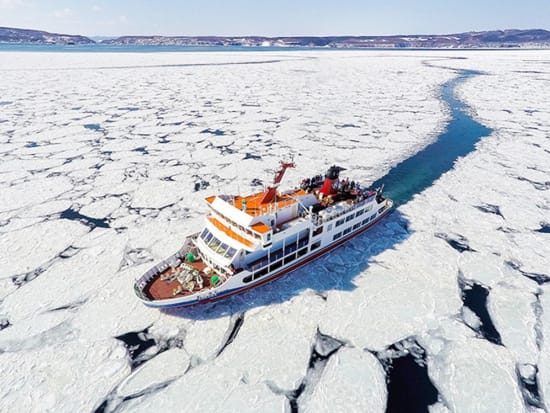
[423,334,525,412]
[302,347,386,413]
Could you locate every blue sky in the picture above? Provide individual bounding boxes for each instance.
[1,0,549,37]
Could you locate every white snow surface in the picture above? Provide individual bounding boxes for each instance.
[0,50,549,412]
[423,335,525,413]
[539,286,550,410]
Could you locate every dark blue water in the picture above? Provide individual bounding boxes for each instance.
[371,70,492,207]
[386,353,439,413]
[60,208,110,230]
[460,282,502,345]
[378,70,493,412]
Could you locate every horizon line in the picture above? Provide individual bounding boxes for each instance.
[3,25,549,40]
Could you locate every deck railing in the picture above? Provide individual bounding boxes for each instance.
[311,194,376,226]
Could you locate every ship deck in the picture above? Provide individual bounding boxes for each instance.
[146,258,220,300]
[232,189,309,216]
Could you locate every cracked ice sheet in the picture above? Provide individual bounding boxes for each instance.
[539,286,550,407]
[0,219,88,276]
[1,230,127,321]
[0,176,73,213]
[0,339,129,413]
[183,315,234,361]
[302,347,387,413]
[421,332,525,412]
[1,49,546,412]
[118,361,286,413]
[116,348,190,397]
[0,51,454,215]
[318,227,462,351]
[319,51,549,411]
[215,292,327,390]
[393,52,550,411]
[486,284,539,366]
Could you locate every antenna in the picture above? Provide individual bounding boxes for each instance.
[259,160,295,204]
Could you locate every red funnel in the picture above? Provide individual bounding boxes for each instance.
[319,165,345,196]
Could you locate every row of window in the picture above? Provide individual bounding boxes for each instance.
[247,237,309,272]
[243,246,309,283]
[242,212,380,284]
[335,205,373,228]
[333,213,378,241]
[209,208,262,240]
[200,228,238,259]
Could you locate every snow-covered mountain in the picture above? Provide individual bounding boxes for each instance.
[0,26,94,45]
[2,26,550,48]
[101,29,550,48]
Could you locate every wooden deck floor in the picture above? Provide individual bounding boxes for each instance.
[146,258,219,300]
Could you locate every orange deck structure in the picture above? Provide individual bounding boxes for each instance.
[207,216,256,248]
[232,189,308,216]
[251,222,271,233]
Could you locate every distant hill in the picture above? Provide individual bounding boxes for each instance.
[1,26,549,48]
[101,29,550,48]
[0,27,94,45]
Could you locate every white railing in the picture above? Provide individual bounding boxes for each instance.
[311,195,376,226]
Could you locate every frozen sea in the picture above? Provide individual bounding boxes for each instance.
[0,49,549,412]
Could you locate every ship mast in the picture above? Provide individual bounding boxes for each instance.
[259,160,295,204]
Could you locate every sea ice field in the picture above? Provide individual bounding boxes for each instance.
[0,49,549,412]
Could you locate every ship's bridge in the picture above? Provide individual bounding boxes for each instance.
[204,188,317,252]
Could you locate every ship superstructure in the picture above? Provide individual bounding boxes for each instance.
[134,162,393,308]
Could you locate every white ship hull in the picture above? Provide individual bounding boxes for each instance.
[135,190,393,309]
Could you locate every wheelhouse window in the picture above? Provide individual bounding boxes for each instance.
[224,247,237,259]
[216,242,229,254]
[208,238,221,250]
[201,228,237,259]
